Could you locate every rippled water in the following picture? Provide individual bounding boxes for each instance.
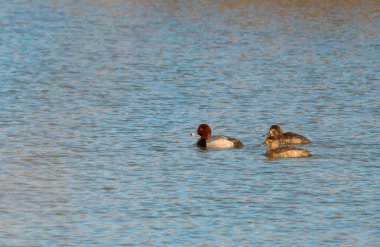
[1,0,379,246]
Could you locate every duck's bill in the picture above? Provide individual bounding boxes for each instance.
[189,133,197,136]
[258,140,267,147]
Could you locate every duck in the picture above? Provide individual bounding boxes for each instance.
[196,124,244,149]
[264,136,312,158]
[265,124,311,144]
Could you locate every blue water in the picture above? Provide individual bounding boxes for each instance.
[1,1,379,246]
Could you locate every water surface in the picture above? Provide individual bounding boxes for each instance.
[0,0,379,246]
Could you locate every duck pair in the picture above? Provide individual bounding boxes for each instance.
[263,125,311,158]
[195,124,312,158]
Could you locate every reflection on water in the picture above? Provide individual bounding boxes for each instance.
[1,0,379,246]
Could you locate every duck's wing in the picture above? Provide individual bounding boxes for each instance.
[226,136,244,148]
[207,136,244,148]
[281,132,311,144]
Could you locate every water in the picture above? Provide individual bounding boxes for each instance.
[1,0,379,246]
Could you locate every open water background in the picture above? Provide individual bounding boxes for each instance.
[0,0,379,246]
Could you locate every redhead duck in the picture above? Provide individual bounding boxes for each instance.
[266,124,311,144]
[264,136,312,158]
[196,124,244,149]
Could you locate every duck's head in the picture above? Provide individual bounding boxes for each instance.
[197,124,212,139]
[265,136,280,149]
[269,125,283,136]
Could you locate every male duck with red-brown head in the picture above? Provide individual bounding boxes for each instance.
[196,124,244,149]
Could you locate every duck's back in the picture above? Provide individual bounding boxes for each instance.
[207,135,244,148]
[277,132,311,144]
[266,146,311,158]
